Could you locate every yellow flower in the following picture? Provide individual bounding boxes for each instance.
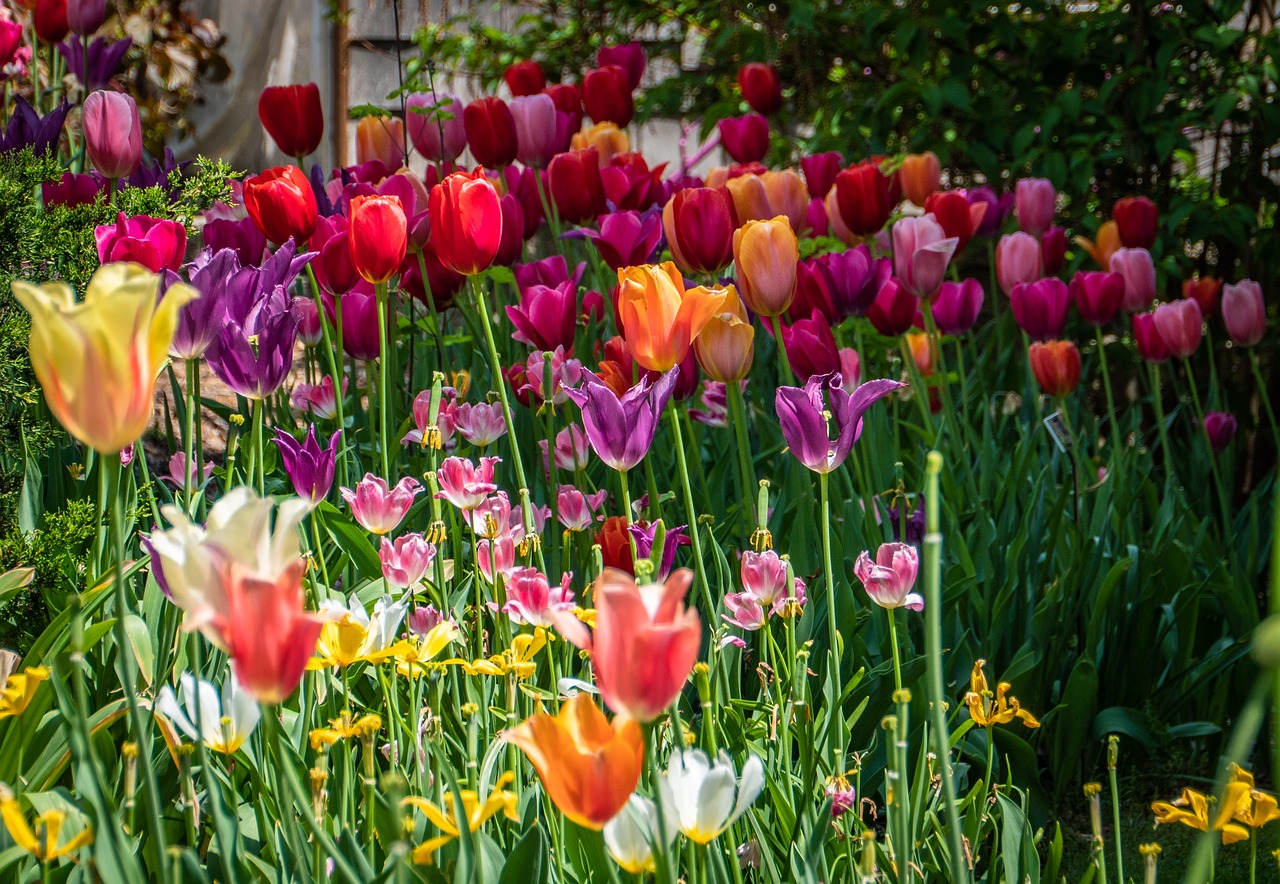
[1152,786,1250,844]
[963,660,1039,729]
[0,666,48,720]
[0,785,94,862]
[1221,764,1280,832]
[12,263,197,453]
[394,621,460,678]
[404,772,521,864]
[571,123,629,164]
[446,628,547,680]
[573,607,596,629]
[308,595,407,670]
[309,713,382,752]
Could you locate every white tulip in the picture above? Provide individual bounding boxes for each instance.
[658,749,764,844]
[604,795,675,874]
[154,670,260,755]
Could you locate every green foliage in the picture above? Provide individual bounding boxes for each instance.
[0,497,96,653]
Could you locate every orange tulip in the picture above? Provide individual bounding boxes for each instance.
[506,693,643,830]
[761,169,808,231]
[1075,220,1122,271]
[733,216,798,317]
[571,122,629,166]
[616,262,727,372]
[694,284,755,382]
[355,115,406,171]
[906,331,935,377]
[723,174,771,223]
[823,187,858,246]
[899,152,941,207]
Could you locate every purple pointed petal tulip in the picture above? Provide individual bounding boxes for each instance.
[274,426,341,503]
[777,375,903,473]
[505,280,578,351]
[564,368,678,471]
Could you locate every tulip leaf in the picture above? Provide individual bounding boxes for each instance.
[123,613,155,687]
[320,503,383,582]
[498,824,547,884]
[0,566,33,607]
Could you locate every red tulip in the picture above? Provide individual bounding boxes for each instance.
[867,278,917,337]
[596,516,634,573]
[1182,275,1222,316]
[737,62,782,115]
[1132,312,1170,363]
[1040,226,1067,274]
[258,83,324,159]
[718,113,770,165]
[428,169,502,276]
[801,151,843,199]
[225,558,323,704]
[544,83,584,134]
[34,0,69,43]
[349,194,408,285]
[1112,196,1158,249]
[582,65,634,127]
[661,187,735,275]
[548,148,606,224]
[503,59,545,96]
[1028,340,1082,398]
[597,42,646,89]
[494,193,525,267]
[834,162,893,236]
[243,165,318,246]
[923,191,986,254]
[1069,270,1125,326]
[463,96,518,168]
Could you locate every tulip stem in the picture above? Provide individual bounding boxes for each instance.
[413,249,446,376]
[666,406,715,617]
[376,281,392,480]
[184,358,198,514]
[819,470,843,765]
[769,315,795,386]
[1182,357,1232,530]
[1093,325,1119,439]
[1148,363,1173,475]
[1249,350,1280,453]
[618,467,640,564]
[304,264,349,489]
[899,335,936,441]
[886,609,903,695]
[726,381,756,541]
[252,397,266,496]
[922,301,957,445]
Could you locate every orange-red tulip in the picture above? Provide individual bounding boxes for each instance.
[505,693,643,830]
[224,557,323,703]
[693,284,754,382]
[1028,340,1081,398]
[349,194,408,284]
[733,216,798,317]
[616,263,727,372]
[243,165,318,246]
[429,170,502,276]
[723,174,771,223]
[899,152,941,207]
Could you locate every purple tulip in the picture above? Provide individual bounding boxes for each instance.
[67,0,108,35]
[57,36,131,90]
[578,210,663,270]
[274,426,341,503]
[125,147,187,196]
[563,369,678,472]
[206,285,300,400]
[175,249,239,359]
[513,255,586,292]
[203,216,268,268]
[1204,411,1238,454]
[932,278,984,336]
[966,186,1013,237]
[0,98,71,156]
[510,93,559,168]
[817,245,890,319]
[1009,278,1069,341]
[781,311,840,383]
[630,519,689,582]
[892,214,959,298]
[776,374,903,474]
[505,280,578,352]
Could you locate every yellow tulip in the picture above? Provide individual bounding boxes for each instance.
[571,122,629,165]
[0,785,94,863]
[0,666,48,720]
[616,262,727,372]
[13,263,197,453]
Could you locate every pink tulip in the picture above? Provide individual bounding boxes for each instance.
[740,549,789,607]
[891,214,958,298]
[1109,248,1157,312]
[995,232,1043,296]
[1069,270,1125,326]
[1153,298,1203,358]
[379,533,436,589]
[94,213,187,272]
[341,473,423,534]
[838,348,862,387]
[434,456,500,512]
[476,535,517,583]
[82,90,143,178]
[510,93,560,168]
[1204,411,1238,453]
[931,278,984,336]
[503,567,575,627]
[1009,278,1069,341]
[406,91,467,162]
[853,542,923,611]
[539,423,591,475]
[506,281,577,352]
[721,591,766,631]
[556,485,608,531]
[453,402,507,447]
[1014,177,1055,236]
[1222,280,1265,347]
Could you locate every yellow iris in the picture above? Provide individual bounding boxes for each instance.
[963,660,1040,730]
[403,772,520,864]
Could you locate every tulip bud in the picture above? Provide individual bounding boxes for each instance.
[734,216,798,317]
[694,285,755,383]
[760,170,808,231]
[548,148,606,224]
[718,113,770,165]
[1069,270,1125,326]
[723,174,771,224]
[737,62,783,115]
[243,165,318,246]
[583,65,635,127]
[1110,248,1157,312]
[899,152,941,207]
[834,162,893,236]
[1203,411,1238,453]
[349,195,408,285]
[503,59,545,96]
[571,121,629,166]
[995,232,1042,296]
[801,151,843,199]
[463,96,518,168]
[67,0,106,35]
[1153,298,1203,358]
[924,190,985,253]
[1112,196,1158,249]
[355,115,406,170]
[1014,178,1055,236]
[662,187,735,275]
[258,83,324,159]
[1132,312,1170,363]
[1028,340,1081,398]
[82,90,143,179]
[891,214,957,299]
[429,170,502,276]
[1221,279,1265,347]
[406,91,467,162]
[1010,278,1069,341]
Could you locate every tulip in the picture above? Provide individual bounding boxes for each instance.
[932,278,984,336]
[819,245,890,319]
[0,21,20,71]
[355,115,405,170]
[348,194,407,285]
[82,89,142,179]
[924,190,987,253]
[291,376,344,418]
[564,369,678,471]
[57,33,131,91]
[462,96,517,168]
[273,426,340,504]
[791,259,838,324]
[33,0,69,44]
[833,162,893,236]
[548,148,606,223]
[406,91,467,162]
[597,515,635,573]
[454,401,507,447]
[308,215,355,296]
[503,567,575,627]
[506,281,577,352]
[1037,225,1066,273]
[598,42,646,89]
[515,255,585,292]
[379,534,436,590]
[780,311,840,383]
[900,152,941,207]
[13,263,197,453]
[41,170,100,208]
[1014,177,1055,236]
[1076,220,1122,271]
[599,152,664,211]
[310,594,409,669]
[694,284,755,383]
[866,278,917,337]
[718,113,770,165]
[258,83,323,158]
[545,82,584,132]
[1132,312,1170,363]
[434,456,499,511]
[801,150,843,199]
[967,185,1014,237]
[1110,247,1157,312]
[616,262,727,372]
[1028,340,1082,398]
[761,169,808,231]
[162,452,214,490]
[776,374,902,473]
[740,549,790,606]
[341,473,423,534]
[492,192,526,266]
[503,59,545,96]
[853,542,923,610]
[1113,196,1158,248]
[892,214,958,298]
[1010,278,1069,341]
[1070,270,1125,326]
[507,93,558,167]
[1,98,72,158]
[1204,412,1238,453]
[581,210,662,269]
[839,348,862,387]
[207,285,300,399]
[325,287,379,360]
[734,215,798,316]
[994,232,1042,296]
[243,165,318,246]
[571,121,629,165]
[94,212,187,272]
[522,346,585,404]
[67,0,106,35]
[661,187,734,275]
[722,590,766,631]
[1153,298,1203,358]
[203,216,267,268]
[155,671,260,755]
[1182,275,1221,315]
[556,484,608,532]
[1222,280,1265,347]
[0,666,48,720]
[737,62,783,115]
[659,749,764,844]
[906,331,935,376]
[604,796,675,876]
[429,169,502,276]
[582,65,635,127]
[506,693,644,829]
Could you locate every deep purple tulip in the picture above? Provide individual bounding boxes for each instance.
[175,248,241,359]
[1009,277,1069,341]
[328,286,381,361]
[563,368,678,471]
[578,210,663,270]
[202,217,267,267]
[41,171,103,208]
[1203,412,1238,454]
[0,98,71,155]
[630,520,689,582]
[57,36,131,90]
[125,147,188,196]
[781,310,840,383]
[1070,270,1125,326]
[967,186,1013,237]
[274,426,341,503]
[776,374,903,474]
[206,287,300,400]
[931,278,984,336]
[218,238,314,324]
[817,245,891,319]
[506,281,578,352]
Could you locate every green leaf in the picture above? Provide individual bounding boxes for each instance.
[498,824,548,884]
[122,614,154,687]
[320,502,382,582]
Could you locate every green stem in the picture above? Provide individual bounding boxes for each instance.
[819,470,842,770]
[305,264,348,488]
[376,281,392,479]
[1094,325,1118,438]
[1249,350,1280,454]
[666,406,714,615]
[1108,748,1124,884]
[886,608,903,695]
[726,380,756,542]
[1182,357,1232,529]
[900,335,936,441]
[770,314,795,386]
[184,359,199,513]
[252,397,265,496]
[1149,362,1174,479]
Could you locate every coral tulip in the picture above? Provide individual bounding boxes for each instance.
[258,83,323,159]
[892,214,958,298]
[1070,270,1125,326]
[1028,340,1081,398]
[1014,177,1055,236]
[1222,280,1265,347]
[737,62,782,115]
[1010,278,1069,341]
[548,148,606,224]
[1110,247,1157,312]
[761,169,808,231]
[348,194,408,284]
[734,216,798,317]
[582,65,634,127]
[503,59,545,96]
[718,114,770,165]
[243,165,318,246]
[833,162,893,236]
[82,89,142,179]
[662,187,735,275]
[429,170,502,276]
[723,173,771,224]
[355,115,405,170]
[899,152,941,207]
[1113,196,1158,249]
[463,97,518,168]
[1153,298,1203,358]
[616,262,727,372]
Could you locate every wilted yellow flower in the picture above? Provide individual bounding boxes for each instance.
[1222,764,1280,832]
[0,785,94,862]
[1152,785,1249,844]
[310,713,382,751]
[447,628,547,679]
[0,666,48,720]
[394,621,460,678]
[13,263,197,453]
[964,660,1039,729]
[404,772,520,864]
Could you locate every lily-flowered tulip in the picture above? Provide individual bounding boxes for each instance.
[1113,195,1158,248]
[1076,220,1122,271]
[892,214,958,298]
[503,567,575,627]
[379,534,436,589]
[565,568,701,722]
[662,187,735,275]
[738,62,782,114]
[1014,177,1055,236]
[403,775,520,864]
[659,749,765,844]
[1153,298,1203,358]
[616,262,727,372]
[853,542,923,611]
[582,65,635,127]
[548,147,606,224]
[349,194,407,284]
[506,693,643,830]
[274,426,340,504]
[995,232,1043,296]
[154,671,260,755]
[718,113,770,164]
[310,594,409,669]
[899,152,941,207]
[557,485,608,532]
[243,165,318,246]
[1182,275,1222,315]
[1070,270,1125,326]
[538,423,590,474]
[1028,340,1082,398]
[694,284,754,383]
[776,374,902,473]
[604,795,676,876]
[1132,312,1171,363]
[1110,247,1157,312]
[733,215,798,316]
[355,115,406,170]
[964,660,1041,729]
[406,91,467,161]
[13,263,197,453]
[833,161,894,236]
[207,283,300,400]
[564,369,678,471]
[341,474,423,534]
[924,190,987,253]
[94,212,187,272]
[1222,279,1265,347]
[866,278,917,337]
[932,278,984,335]
[429,169,502,276]
[1204,412,1238,453]
[82,89,142,178]
[1010,278,1069,341]
[0,785,94,863]
[503,59,545,96]
[258,83,323,158]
